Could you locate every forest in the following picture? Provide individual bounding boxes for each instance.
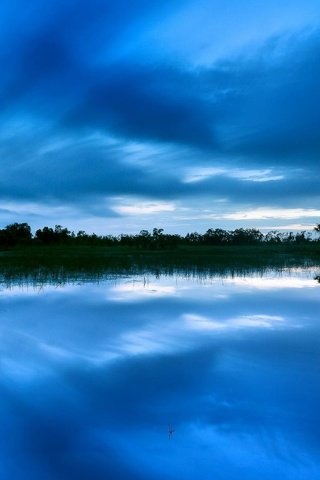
[0,222,319,249]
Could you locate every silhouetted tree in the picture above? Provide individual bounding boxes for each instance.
[203,228,231,245]
[1,221,318,250]
[231,228,263,245]
[294,231,311,243]
[0,222,32,246]
[185,232,202,245]
[137,230,152,249]
[35,226,56,244]
[264,230,284,243]
[35,225,71,244]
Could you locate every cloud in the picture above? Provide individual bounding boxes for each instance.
[1,2,320,231]
[62,28,320,164]
[0,131,180,204]
[209,29,320,164]
[2,4,320,161]
[215,208,320,221]
[112,200,176,215]
[182,167,285,184]
[63,62,217,149]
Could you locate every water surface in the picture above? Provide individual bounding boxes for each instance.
[1,268,320,479]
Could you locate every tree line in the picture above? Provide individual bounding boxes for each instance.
[0,222,319,249]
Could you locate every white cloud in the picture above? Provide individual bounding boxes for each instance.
[257,223,316,231]
[212,208,320,221]
[230,169,284,182]
[182,167,225,183]
[112,200,176,215]
[182,167,283,184]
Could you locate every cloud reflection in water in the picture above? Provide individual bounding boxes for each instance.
[1,269,320,479]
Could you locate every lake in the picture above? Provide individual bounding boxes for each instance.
[1,267,320,479]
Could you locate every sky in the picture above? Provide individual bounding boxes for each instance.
[1,0,320,235]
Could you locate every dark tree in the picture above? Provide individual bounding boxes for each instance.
[35,226,56,244]
[0,222,32,246]
[231,228,263,245]
[203,228,231,245]
[35,225,72,244]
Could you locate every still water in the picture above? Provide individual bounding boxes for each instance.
[1,268,320,479]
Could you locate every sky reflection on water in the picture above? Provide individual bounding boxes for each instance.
[1,269,320,479]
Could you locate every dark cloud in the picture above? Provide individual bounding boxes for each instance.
[1,5,310,153]
[0,1,320,228]
[206,30,320,164]
[1,3,319,159]
[185,170,320,207]
[60,29,320,163]
[0,132,187,209]
[0,0,189,122]
[65,64,216,148]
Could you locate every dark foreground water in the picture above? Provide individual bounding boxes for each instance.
[1,268,320,479]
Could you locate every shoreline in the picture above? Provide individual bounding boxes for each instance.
[0,244,319,285]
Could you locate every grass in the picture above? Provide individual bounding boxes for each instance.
[0,243,319,286]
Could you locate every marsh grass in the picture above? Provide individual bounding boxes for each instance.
[0,243,319,287]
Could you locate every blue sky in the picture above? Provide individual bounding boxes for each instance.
[1,0,320,234]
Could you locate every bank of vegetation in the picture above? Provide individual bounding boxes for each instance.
[0,222,318,279]
[0,222,319,249]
